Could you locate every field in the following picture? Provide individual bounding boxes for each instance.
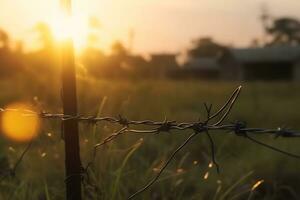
[1,79,300,200]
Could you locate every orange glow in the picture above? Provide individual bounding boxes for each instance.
[1,103,40,142]
[49,8,89,50]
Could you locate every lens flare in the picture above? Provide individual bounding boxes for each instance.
[49,9,89,50]
[1,103,40,142]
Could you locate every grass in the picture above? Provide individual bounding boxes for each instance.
[1,78,300,199]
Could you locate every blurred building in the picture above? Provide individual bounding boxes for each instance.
[181,45,300,81]
[220,45,300,81]
[177,57,220,79]
[148,53,179,78]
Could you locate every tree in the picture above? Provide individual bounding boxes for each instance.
[0,29,9,48]
[0,28,24,77]
[111,41,128,57]
[265,17,300,45]
[187,37,227,58]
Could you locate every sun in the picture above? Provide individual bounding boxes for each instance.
[49,9,89,50]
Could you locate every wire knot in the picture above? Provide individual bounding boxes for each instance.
[275,127,293,138]
[87,116,98,125]
[192,122,206,133]
[118,115,129,126]
[234,121,247,136]
[157,121,174,133]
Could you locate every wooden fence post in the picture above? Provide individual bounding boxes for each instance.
[60,0,82,200]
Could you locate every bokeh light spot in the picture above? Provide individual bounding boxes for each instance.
[1,103,40,142]
[251,179,264,191]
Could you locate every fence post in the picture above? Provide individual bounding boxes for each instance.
[60,0,82,200]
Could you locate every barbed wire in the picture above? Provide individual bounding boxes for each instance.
[1,86,300,199]
[0,140,33,182]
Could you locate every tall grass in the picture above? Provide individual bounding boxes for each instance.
[1,79,300,199]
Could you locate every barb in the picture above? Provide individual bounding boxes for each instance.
[127,132,198,200]
[208,86,241,123]
[212,86,242,126]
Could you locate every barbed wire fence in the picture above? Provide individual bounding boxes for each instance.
[1,86,300,199]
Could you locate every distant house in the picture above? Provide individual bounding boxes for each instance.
[149,53,179,78]
[179,57,220,79]
[219,45,300,81]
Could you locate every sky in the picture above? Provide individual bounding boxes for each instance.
[1,0,300,54]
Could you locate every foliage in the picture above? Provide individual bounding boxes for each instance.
[266,17,300,46]
[187,37,228,58]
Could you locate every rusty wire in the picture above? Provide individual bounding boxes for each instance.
[1,86,300,199]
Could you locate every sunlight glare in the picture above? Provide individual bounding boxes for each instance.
[1,103,40,142]
[50,8,89,50]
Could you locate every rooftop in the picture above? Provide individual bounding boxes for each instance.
[230,45,300,63]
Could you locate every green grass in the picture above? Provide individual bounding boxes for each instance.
[1,79,300,199]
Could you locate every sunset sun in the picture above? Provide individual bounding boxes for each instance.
[50,9,89,50]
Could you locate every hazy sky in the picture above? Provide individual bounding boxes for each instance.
[1,0,300,54]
